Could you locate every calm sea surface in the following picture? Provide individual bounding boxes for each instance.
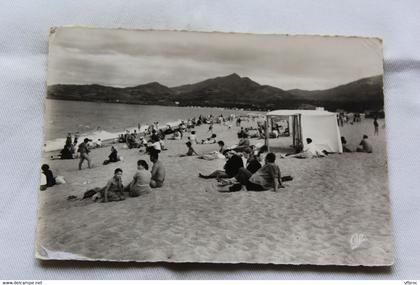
[44,99,250,141]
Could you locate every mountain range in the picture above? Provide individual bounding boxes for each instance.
[47,73,383,112]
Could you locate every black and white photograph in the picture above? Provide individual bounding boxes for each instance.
[36,27,392,266]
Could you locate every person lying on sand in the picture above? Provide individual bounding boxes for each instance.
[223,152,285,192]
[199,150,243,180]
[150,151,166,188]
[167,130,181,140]
[197,140,227,160]
[200,133,217,144]
[100,168,125,203]
[125,160,151,197]
[283,138,327,159]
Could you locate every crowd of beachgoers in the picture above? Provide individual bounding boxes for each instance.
[40,112,381,202]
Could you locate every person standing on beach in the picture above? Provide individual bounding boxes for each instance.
[373,117,379,136]
[188,131,199,145]
[73,132,79,145]
[78,138,92,170]
[208,121,214,133]
[149,151,166,188]
[65,133,72,146]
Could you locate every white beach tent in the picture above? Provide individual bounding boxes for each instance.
[265,109,343,153]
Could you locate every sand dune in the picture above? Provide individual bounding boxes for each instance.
[36,119,393,265]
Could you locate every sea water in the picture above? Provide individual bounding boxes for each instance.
[43,99,251,151]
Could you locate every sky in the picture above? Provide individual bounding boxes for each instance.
[47,27,383,90]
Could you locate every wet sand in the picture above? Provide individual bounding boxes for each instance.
[36,119,393,265]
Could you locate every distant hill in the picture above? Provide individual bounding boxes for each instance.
[48,82,175,105]
[287,75,384,112]
[171,73,296,109]
[47,74,383,112]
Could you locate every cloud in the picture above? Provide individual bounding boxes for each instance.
[48,27,383,90]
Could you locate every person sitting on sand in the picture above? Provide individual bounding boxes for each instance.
[150,151,166,188]
[40,164,56,190]
[126,160,151,197]
[198,151,243,179]
[256,145,269,162]
[78,138,92,170]
[50,144,74,160]
[103,146,121,165]
[146,134,162,154]
[356,135,373,153]
[227,152,284,192]
[100,168,125,203]
[243,147,262,174]
[341,136,352,153]
[233,133,250,152]
[180,141,198,157]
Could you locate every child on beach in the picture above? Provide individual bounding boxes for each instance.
[126,160,151,197]
[100,168,125,203]
[78,138,92,170]
[150,151,166,188]
[180,141,198,157]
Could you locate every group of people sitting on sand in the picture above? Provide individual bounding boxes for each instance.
[81,150,166,203]
[51,132,80,160]
[281,134,374,159]
[342,135,373,153]
[198,146,290,192]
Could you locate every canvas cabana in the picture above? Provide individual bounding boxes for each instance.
[265,109,343,153]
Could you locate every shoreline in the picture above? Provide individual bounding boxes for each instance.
[43,100,265,152]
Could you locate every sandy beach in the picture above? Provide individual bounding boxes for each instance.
[36,118,393,266]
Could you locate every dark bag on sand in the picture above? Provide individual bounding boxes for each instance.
[82,188,101,199]
[281,175,293,182]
